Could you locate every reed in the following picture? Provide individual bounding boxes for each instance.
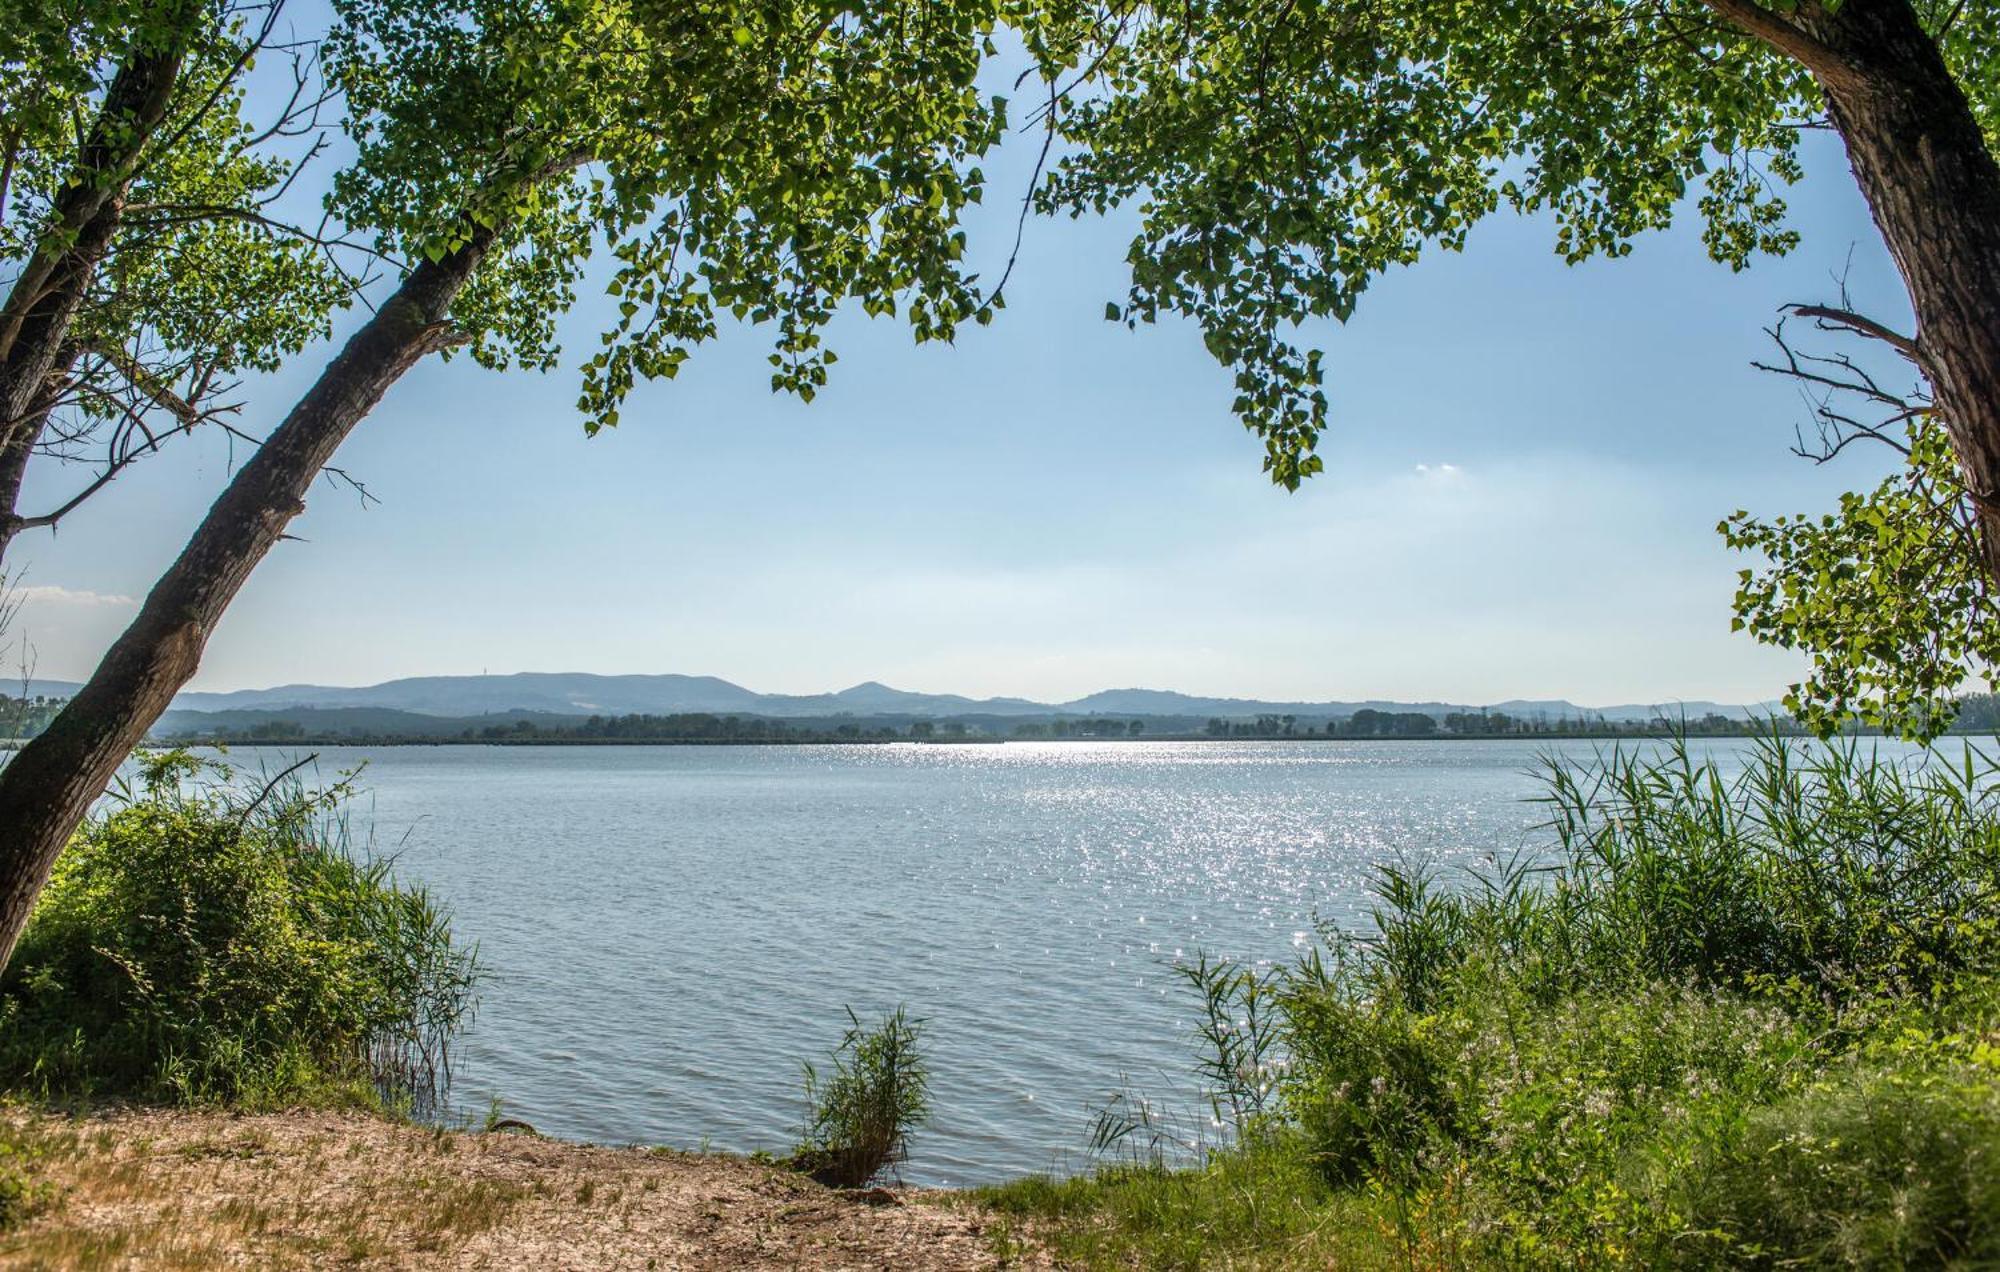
[788,1005,930,1189]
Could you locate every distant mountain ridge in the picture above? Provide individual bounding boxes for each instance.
[15,671,1776,724]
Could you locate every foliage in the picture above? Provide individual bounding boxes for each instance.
[1670,1006,2000,1268]
[1004,737,2000,1266]
[324,0,1037,426]
[1025,0,1848,487]
[789,1005,929,1189]
[0,1,350,485]
[1724,420,2000,741]
[0,750,479,1110]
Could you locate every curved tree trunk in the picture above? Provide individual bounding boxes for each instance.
[1826,10,2000,580]
[0,236,490,973]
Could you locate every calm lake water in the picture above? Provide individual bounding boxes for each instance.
[252,737,1910,1185]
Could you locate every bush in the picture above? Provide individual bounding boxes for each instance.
[789,1005,928,1188]
[0,751,479,1110]
[1668,993,2000,1268]
[1279,976,1463,1187]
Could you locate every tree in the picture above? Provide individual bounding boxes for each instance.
[1041,0,1998,503]
[1032,0,2000,729]
[0,0,193,450]
[0,0,1032,971]
[0,1,353,558]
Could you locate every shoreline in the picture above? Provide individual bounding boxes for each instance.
[132,729,1835,748]
[0,1105,1043,1268]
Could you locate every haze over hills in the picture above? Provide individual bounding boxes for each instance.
[17,672,1775,724]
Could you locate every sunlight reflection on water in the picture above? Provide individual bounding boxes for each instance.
[257,736,1867,1184]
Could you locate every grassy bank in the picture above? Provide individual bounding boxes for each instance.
[981,738,2000,1268]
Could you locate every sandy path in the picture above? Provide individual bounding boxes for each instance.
[0,1108,1051,1270]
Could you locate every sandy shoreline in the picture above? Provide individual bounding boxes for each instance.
[0,1107,1052,1269]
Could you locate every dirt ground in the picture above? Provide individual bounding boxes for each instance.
[0,1107,1053,1270]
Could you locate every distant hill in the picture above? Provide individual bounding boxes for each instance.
[104,670,1781,732]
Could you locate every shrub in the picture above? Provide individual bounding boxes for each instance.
[1278,974,1463,1187]
[789,1005,928,1188]
[1667,995,2000,1268]
[0,751,479,1110]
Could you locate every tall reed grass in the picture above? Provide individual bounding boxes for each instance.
[789,1005,929,1189]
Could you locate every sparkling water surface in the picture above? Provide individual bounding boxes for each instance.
[259,737,1904,1185]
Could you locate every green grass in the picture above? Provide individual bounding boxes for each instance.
[980,1132,1421,1269]
[987,736,2000,1268]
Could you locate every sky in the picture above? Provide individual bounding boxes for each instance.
[11,52,1919,708]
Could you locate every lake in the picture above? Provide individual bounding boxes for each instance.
[267,737,1869,1185]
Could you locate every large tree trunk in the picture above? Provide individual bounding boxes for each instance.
[0,35,186,449]
[1778,0,2000,579]
[0,236,490,973]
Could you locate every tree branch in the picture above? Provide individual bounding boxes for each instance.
[1696,0,1869,94]
[1787,302,1922,358]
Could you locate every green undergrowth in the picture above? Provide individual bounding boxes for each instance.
[981,737,2000,1268]
[0,750,480,1115]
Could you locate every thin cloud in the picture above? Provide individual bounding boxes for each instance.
[13,585,138,608]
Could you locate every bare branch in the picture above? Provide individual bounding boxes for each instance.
[1758,302,1933,470]
[1787,303,1921,358]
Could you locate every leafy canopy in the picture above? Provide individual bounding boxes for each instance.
[1,2,349,464]
[1031,0,1829,486]
[325,0,1042,427]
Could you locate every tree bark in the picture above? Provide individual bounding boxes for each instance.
[0,235,490,974]
[0,32,186,450]
[0,344,80,563]
[1775,0,2000,580]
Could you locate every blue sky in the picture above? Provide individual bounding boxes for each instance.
[13,92,1912,706]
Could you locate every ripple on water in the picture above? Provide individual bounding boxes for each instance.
[285,737,1824,1184]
